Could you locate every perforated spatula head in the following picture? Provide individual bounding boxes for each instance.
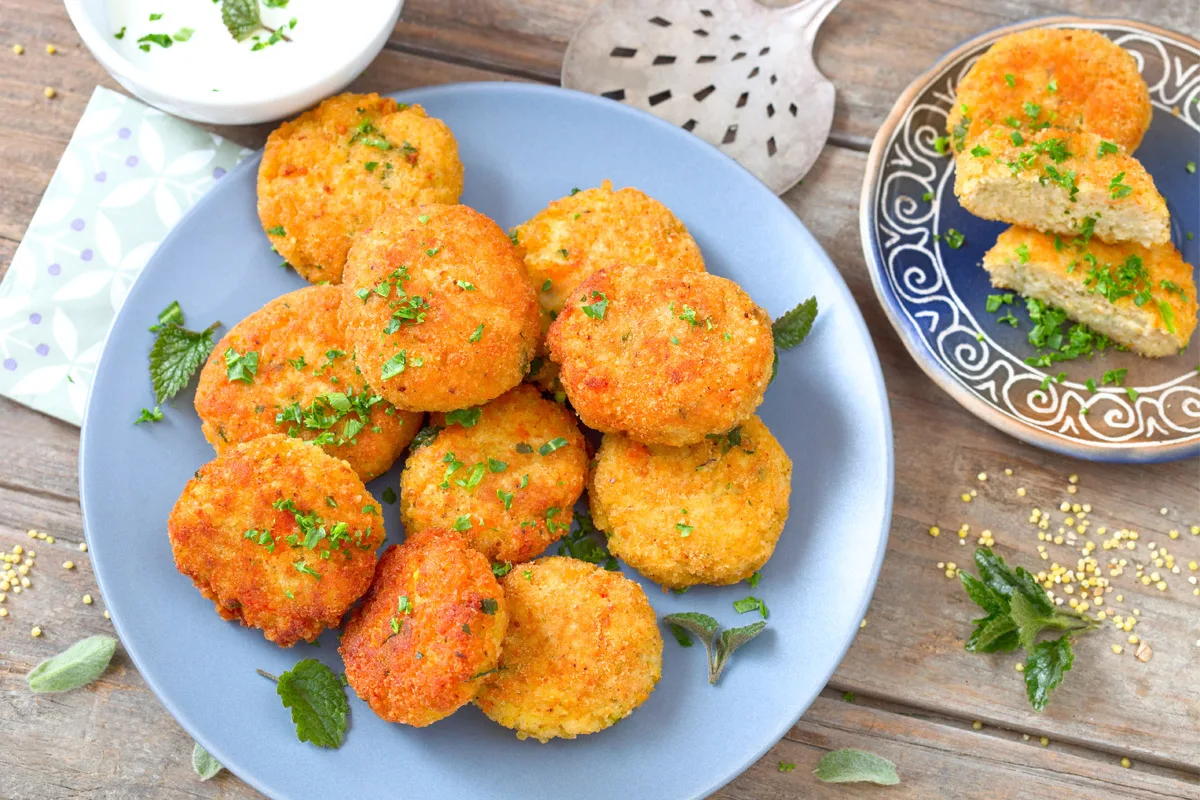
[562,0,841,195]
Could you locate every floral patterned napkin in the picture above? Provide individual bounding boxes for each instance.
[0,86,252,425]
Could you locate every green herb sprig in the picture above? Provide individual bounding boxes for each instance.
[814,749,900,785]
[26,635,118,693]
[557,510,618,570]
[148,301,220,404]
[662,612,767,685]
[257,659,348,748]
[959,548,1099,711]
[192,742,224,781]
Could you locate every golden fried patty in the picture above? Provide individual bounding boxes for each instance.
[954,128,1169,247]
[400,385,588,564]
[982,227,1197,357]
[194,285,423,481]
[339,530,508,727]
[947,28,1151,153]
[167,435,386,647]
[512,180,706,315]
[546,264,774,446]
[590,416,791,588]
[339,204,543,412]
[474,557,662,742]
[257,93,463,284]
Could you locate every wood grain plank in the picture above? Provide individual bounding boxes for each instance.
[387,0,1200,147]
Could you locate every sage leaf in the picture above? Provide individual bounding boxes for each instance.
[26,635,117,693]
[711,621,767,684]
[191,742,223,781]
[1024,634,1074,712]
[814,749,900,785]
[221,0,262,41]
[275,658,349,748]
[662,612,719,647]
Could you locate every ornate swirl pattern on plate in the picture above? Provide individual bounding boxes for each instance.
[862,18,1200,462]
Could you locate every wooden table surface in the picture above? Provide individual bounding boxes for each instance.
[2,1,1198,797]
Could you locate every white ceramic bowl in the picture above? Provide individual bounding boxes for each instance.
[65,0,403,125]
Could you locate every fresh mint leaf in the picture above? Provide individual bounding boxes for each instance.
[958,571,1005,615]
[965,612,1020,653]
[771,296,818,350]
[191,742,223,780]
[273,658,349,748]
[1024,634,1074,712]
[150,320,219,403]
[221,0,262,41]
[26,635,118,693]
[814,749,900,785]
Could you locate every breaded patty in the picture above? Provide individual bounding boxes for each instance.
[947,28,1151,153]
[167,435,386,647]
[983,227,1197,356]
[474,557,662,742]
[954,128,1169,247]
[339,204,543,412]
[590,416,791,588]
[400,385,588,564]
[339,530,508,727]
[257,93,463,284]
[546,264,774,446]
[194,286,423,481]
[512,180,706,315]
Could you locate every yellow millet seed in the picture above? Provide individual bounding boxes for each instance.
[63,561,74,570]
[82,594,93,605]
[928,526,940,537]
[972,720,983,730]
[43,87,56,98]
[31,626,42,637]
[1040,737,1050,747]
[1017,487,1026,497]
[977,472,987,482]
[12,44,24,55]
[79,542,89,552]
[1120,757,1131,769]
[45,44,57,54]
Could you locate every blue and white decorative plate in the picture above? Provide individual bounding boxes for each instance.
[861,18,1200,462]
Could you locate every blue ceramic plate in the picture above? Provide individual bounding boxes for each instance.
[80,83,892,800]
[862,18,1200,462]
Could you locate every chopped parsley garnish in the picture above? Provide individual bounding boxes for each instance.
[733,595,769,619]
[1187,162,1197,175]
[135,406,164,425]
[497,489,514,509]
[970,144,991,157]
[1010,131,1024,146]
[1047,79,1058,93]
[287,355,307,371]
[514,443,534,454]
[675,523,694,537]
[1021,297,1118,367]
[487,458,507,473]
[1023,101,1041,120]
[541,279,552,292]
[1015,243,1030,264]
[266,225,286,236]
[492,562,512,578]
[950,114,971,153]
[453,515,472,531]
[456,280,476,291]
[445,407,482,428]
[149,12,163,21]
[114,26,127,39]
[243,528,275,552]
[1108,171,1132,199]
[1042,164,1078,201]
[173,27,194,42]
[411,425,442,449]
[557,511,618,570]
[986,293,1015,312]
[480,598,499,615]
[1097,141,1119,158]
[294,560,321,580]
[1101,369,1127,387]
[381,487,397,504]
[455,463,486,491]
[275,386,382,447]
[381,351,407,380]
[223,347,259,384]
[922,191,934,202]
[468,323,484,343]
[581,291,609,320]
[364,161,378,172]
[1003,73,1015,87]
[747,571,761,588]
[933,136,951,155]
[425,247,440,257]
[538,437,568,456]
[943,229,965,249]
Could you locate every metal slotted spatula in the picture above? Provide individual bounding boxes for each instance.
[562,0,842,195]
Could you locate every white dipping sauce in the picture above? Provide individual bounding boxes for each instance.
[105,0,394,98]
